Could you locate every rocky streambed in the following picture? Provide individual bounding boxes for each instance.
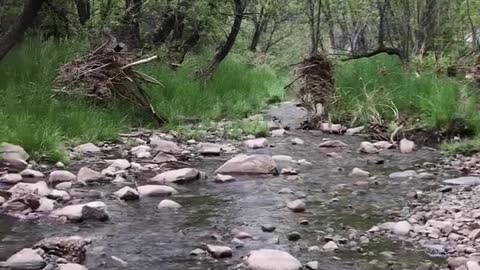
[0,102,479,270]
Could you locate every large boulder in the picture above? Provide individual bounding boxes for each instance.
[0,142,29,161]
[152,153,177,164]
[114,187,140,201]
[150,136,182,154]
[101,159,130,176]
[444,177,480,186]
[149,168,201,184]
[49,171,76,185]
[198,143,223,156]
[33,236,91,264]
[77,167,105,184]
[247,249,302,270]
[9,182,50,197]
[205,245,232,258]
[137,185,178,197]
[2,248,46,270]
[0,173,23,184]
[36,197,55,212]
[158,199,182,209]
[215,155,278,175]
[19,169,45,178]
[358,142,379,154]
[51,201,109,222]
[399,138,415,154]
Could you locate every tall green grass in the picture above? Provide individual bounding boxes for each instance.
[0,40,284,161]
[333,55,480,135]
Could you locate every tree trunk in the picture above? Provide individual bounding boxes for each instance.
[75,0,91,25]
[322,0,336,49]
[200,0,246,80]
[249,7,269,52]
[415,0,437,56]
[122,0,143,48]
[0,0,45,62]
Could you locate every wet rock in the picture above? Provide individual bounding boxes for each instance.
[261,224,276,232]
[150,136,182,154]
[74,143,101,156]
[69,189,102,199]
[9,181,50,197]
[214,174,236,183]
[297,159,312,166]
[319,140,348,148]
[291,138,304,145]
[234,231,253,239]
[417,172,435,180]
[322,241,339,252]
[49,190,71,201]
[2,248,45,269]
[349,168,369,177]
[373,141,394,150]
[0,142,29,161]
[49,171,76,185]
[247,249,302,270]
[281,168,299,175]
[77,167,105,184]
[131,145,151,159]
[448,257,468,269]
[56,182,72,190]
[137,185,178,197]
[393,221,412,235]
[158,199,181,209]
[345,126,364,136]
[231,238,245,248]
[468,229,480,240]
[244,138,269,149]
[190,248,206,256]
[19,169,45,178]
[467,261,480,270]
[0,157,28,173]
[287,232,301,241]
[57,263,88,270]
[287,199,305,212]
[215,154,277,175]
[0,173,22,184]
[427,220,453,234]
[150,168,201,184]
[279,188,293,194]
[294,191,307,199]
[389,170,417,179]
[271,129,287,137]
[56,162,65,168]
[152,153,177,164]
[52,201,109,222]
[37,197,55,212]
[305,261,319,270]
[205,245,232,258]
[0,196,4,205]
[399,139,415,153]
[358,142,379,154]
[101,159,130,176]
[444,177,480,186]
[34,236,90,264]
[198,143,223,155]
[114,187,140,201]
[320,123,344,133]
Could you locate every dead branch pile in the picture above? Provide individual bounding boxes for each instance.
[295,54,335,129]
[55,40,165,125]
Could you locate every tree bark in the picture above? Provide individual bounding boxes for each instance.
[75,0,91,25]
[415,0,437,56]
[249,7,269,52]
[200,0,246,80]
[122,0,143,48]
[0,0,45,62]
[322,0,335,49]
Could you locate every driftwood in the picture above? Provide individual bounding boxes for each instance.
[341,47,407,65]
[55,39,165,125]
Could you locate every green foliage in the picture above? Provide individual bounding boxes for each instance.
[441,138,480,155]
[333,55,480,135]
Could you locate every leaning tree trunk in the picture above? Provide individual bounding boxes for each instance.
[200,0,246,80]
[75,0,91,25]
[0,0,45,62]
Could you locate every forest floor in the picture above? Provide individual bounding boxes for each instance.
[1,101,479,270]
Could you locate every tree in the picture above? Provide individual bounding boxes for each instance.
[200,0,247,80]
[306,0,323,55]
[75,0,91,25]
[0,0,45,62]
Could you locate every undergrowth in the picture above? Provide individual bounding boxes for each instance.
[0,40,284,161]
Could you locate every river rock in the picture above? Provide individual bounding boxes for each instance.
[444,177,480,186]
[399,138,415,153]
[287,199,305,212]
[271,129,287,137]
[417,172,435,180]
[33,236,91,264]
[150,168,201,184]
[152,152,177,164]
[49,171,76,184]
[349,168,369,177]
[0,143,29,161]
[137,185,178,196]
[320,123,344,133]
[49,190,71,201]
[58,264,88,270]
[322,241,339,252]
[77,167,104,184]
[247,249,302,270]
[215,154,277,175]
[306,261,319,270]
[279,188,293,194]
[232,238,245,248]
[56,182,73,190]
[0,173,22,184]
[150,136,182,154]
[9,181,50,197]
[373,141,394,150]
[0,157,28,173]
[158,199,181,209]
[101,159,130,176]
[214,174,236,183]
[205,245,232,258]
[287,231,301,241]
[36,197,55,212]
[393,221,412,235]
[74,143,101,155]
[389,170,417,179]
[19,169,45,178]
[2,248,46,270]
[345,126,364,136]
[69,189,103,199]
[114,187,140,201]
[131,145,151,159]
[358,142,379,154]
[261,224,276,232]
[0,196,5,205]
[198,143,223,155]
[319,140,348,148]
[52,201,109,222]
[244,138,269,149]
[291,138,304,145]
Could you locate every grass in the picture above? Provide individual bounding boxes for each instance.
[0,40,284,161]
[333,55,480,137]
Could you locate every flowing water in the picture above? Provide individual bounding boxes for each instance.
[0,103,446,269]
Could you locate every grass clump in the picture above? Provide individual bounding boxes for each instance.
[441,138,480,155]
